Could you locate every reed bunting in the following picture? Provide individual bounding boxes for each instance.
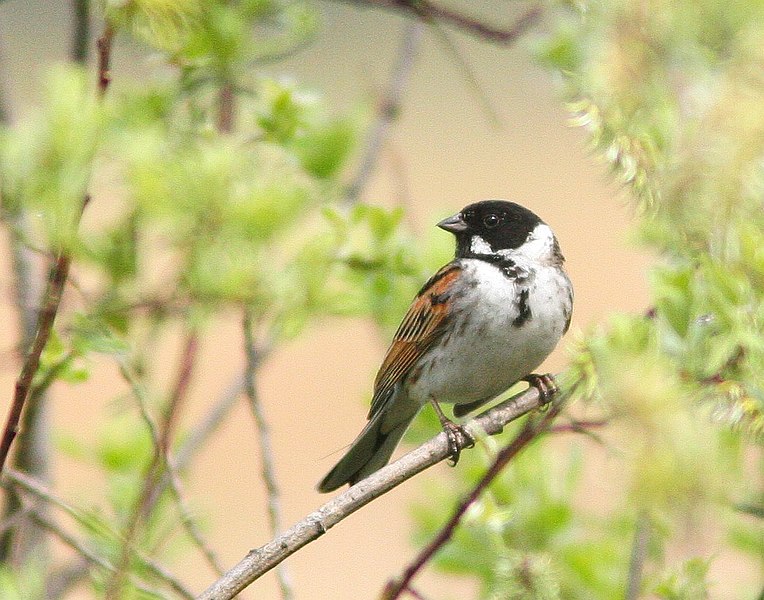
[318,200,573,492]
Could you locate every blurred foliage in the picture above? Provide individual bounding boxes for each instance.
[409,0,763,599]
[0,0,762,598]
[0,0,441,596]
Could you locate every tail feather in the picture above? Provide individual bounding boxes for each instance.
[317,409,416,493]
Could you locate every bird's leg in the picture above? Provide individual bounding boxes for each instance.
[429,398,474,465]
[522,373,559,406]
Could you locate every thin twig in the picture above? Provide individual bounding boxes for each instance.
[426,20,501,127]
[0,18,113,475]
[3,469,194,599]
[217,81,236,134]
[97,24,114,96]
[332,0,543,45]
[0,215,52,563]
[0,251,74,474]
[197,381,557,599]
[346,22,423,203]
[29,511,173,599]
[0,38,9,123]
[175,374,246,471]
[243,311,293,600]
[382,398,566,599]
[625,511,651,600]
[106,334,222,598]
[157,332,199,454]
[45,559,90,600]
[71,0,90,63]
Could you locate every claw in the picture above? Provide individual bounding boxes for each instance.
[523,373,558,406]
[429,398,474,465]
[442,421,475,465]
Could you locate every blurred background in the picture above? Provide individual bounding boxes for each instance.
[1,1,755,599]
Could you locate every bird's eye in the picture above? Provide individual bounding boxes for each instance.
[483,214,500,228]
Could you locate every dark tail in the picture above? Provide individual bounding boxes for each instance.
[317,409,416,493]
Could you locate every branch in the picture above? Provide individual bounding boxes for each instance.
[242,311,292,599]
[0,216,53,563]
[3,469,194,599]
[106,334,219,598]
[70,0,90,64]
[330,0,543,45]
[0,20,113,475]
[0,250,75,474]
[346,21,423,203]
[383,398,565,598]
[96,23,114,96]
[625,511,651,600]
[198,382,553,599]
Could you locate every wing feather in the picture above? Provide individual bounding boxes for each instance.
[367,263,462,419]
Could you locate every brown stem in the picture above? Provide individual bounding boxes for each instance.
[0,252,72,474]
[333,0,543,45]
[97,23,113,96]
[625,511,651,600]
[217,81,236,133]
[105,332,200,599]
[0,20,113,476]
[158,333,199,454]
[346,22,423,203]
[383,401,565,599]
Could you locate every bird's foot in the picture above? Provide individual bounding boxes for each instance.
[523,373,559,406]
[429,398,475,466]
[442,420,475,466]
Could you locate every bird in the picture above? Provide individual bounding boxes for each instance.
[317,200,573,493]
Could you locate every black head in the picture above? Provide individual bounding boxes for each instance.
[437,200,543,258]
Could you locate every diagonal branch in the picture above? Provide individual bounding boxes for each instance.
[331,1,543,45]
[242,311,293,599]
[0,20,113,475]
[0,249,76,474]
[198,381,561,600]
[3,468,194,598]
[346,21,423,203]
[383,398,565,598]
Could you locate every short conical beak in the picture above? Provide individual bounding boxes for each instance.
[437,213,468,233]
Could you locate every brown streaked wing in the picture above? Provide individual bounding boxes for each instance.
[367,263,462,419]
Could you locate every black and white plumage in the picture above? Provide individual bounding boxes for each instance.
[318,200,573,493]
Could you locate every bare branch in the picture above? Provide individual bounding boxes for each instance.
[0,215,52,563]
[107,338,224,598]
[625,511,651,600]
[198,382,555,599]
[71,0,90,64]
[175,374,245,470]
[383,399,565,599]
[217,82,236,134]
[242,311,292,599]
[96,24,113,96]
[330,1,543,45]
[346,21,423,203]
[0,19,113,475]
[0,250,74,474]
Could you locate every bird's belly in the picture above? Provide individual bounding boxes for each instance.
[407,280,568,407]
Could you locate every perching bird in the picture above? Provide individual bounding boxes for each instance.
[318,200,573,493]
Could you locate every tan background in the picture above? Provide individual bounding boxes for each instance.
[2,2,753,599]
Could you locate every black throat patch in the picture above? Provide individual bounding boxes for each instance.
[474,254,524,281]
[513,288,531,328]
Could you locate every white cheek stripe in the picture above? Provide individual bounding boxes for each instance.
[520,224,554,261]
[471,224,556,262]
[470,235,494,254]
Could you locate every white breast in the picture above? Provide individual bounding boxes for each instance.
[408,258,572,407]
